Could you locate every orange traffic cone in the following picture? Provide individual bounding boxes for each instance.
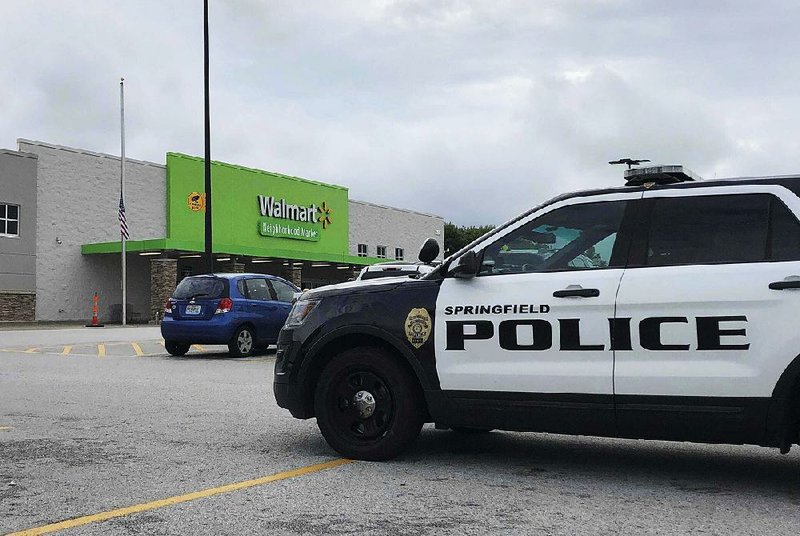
[85,292,105,328]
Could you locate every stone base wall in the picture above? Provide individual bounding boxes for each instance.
[220,261,245,273]
[0,292,36,322]
[150,259,178,322]
[284,266,302,287]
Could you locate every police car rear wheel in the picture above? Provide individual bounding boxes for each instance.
[314,347,424,461]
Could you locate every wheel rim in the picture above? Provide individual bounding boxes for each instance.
[329,368,394,442]
[237,330,253,353]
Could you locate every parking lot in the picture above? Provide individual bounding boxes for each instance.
[2,327,800,535]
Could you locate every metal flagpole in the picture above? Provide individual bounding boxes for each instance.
[120,77,127,326]
[203,0,213,274]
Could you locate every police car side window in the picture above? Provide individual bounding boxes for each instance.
[769,197,800,261]
[478,201,626,276]
[646,194,770,267]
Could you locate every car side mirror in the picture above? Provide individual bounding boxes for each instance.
[451,250,478,279]
[418,238,440,264]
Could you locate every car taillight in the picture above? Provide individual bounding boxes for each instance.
[164,299,174,315]
[215,297,233,314]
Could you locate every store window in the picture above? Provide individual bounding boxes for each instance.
[357,244,368,257]
[377,245,387,259]
[0,203,20,237]
[395,248,404,261]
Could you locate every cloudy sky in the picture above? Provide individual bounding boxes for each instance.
[3,1,799,225]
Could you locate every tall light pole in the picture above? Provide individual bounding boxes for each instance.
[203,0,213,274]
[120,78,127,324]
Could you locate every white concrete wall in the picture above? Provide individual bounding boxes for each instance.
[348,200,444,262]
[18,140,166,321]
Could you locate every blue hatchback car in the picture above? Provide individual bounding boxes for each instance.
[161,273,300,357]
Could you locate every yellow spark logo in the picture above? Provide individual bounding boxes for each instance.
[318,201,333,229]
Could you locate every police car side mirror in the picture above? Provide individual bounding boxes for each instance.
[451,250,478,279]
[418,238,440,264]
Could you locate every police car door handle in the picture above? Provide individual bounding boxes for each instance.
[553,287,600,298]
[769,280,800,290]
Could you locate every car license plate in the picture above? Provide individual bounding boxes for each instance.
[185,304,201,315]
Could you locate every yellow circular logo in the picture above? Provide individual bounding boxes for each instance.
[188,192,206,212]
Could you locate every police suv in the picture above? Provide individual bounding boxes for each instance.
[274,165,800,460]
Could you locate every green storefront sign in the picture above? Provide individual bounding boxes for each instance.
[82,153,377,265]
[258,218,320,241]
[165,153,350,260]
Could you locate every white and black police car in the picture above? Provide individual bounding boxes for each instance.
[274,165,800,460]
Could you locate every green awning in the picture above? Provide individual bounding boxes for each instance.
[81,238,384,266]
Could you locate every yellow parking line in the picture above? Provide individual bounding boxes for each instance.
[97,344,106,358]
[7,458,352,536]
[0,426,11,431]
[131,342,144,356]
[60,346,72,356]
[192,344,205,351]
[159,340,165,346]
[23,348,39,354]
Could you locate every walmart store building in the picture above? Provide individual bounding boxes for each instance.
[0,139,443,323]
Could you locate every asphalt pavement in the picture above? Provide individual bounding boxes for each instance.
[2,327,800,535]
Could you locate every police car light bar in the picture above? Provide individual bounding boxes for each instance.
[624,165,702,186]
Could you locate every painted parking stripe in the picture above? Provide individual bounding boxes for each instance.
[0,426,11,431]
[23,348,39,354]
[7,458,352,536]
[97,344,106,358]
[131,342,144,356]
[192,344,205,351]
[60,346,72,356]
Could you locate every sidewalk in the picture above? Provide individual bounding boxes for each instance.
[0,324,162,347]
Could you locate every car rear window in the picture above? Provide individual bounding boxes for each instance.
[173,277,227,299]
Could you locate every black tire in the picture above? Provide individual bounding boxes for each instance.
[314,347,424,461]
[228,325,255,357]
[253,345,273,356]
[165,341,190,357]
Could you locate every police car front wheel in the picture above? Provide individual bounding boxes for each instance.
[314,347,425,461]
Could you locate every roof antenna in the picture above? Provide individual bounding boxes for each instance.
[609,158,650,170]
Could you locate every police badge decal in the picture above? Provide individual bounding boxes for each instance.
[405,308,432,349]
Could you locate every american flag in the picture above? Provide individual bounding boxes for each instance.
[118,196,129,240]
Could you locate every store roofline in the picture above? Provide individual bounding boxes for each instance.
[349,198,443,220]
[167,152,349,192]
[17,138,165,169]
[80,239,386,266]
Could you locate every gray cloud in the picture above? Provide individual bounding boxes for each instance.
[3,0,799,225]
